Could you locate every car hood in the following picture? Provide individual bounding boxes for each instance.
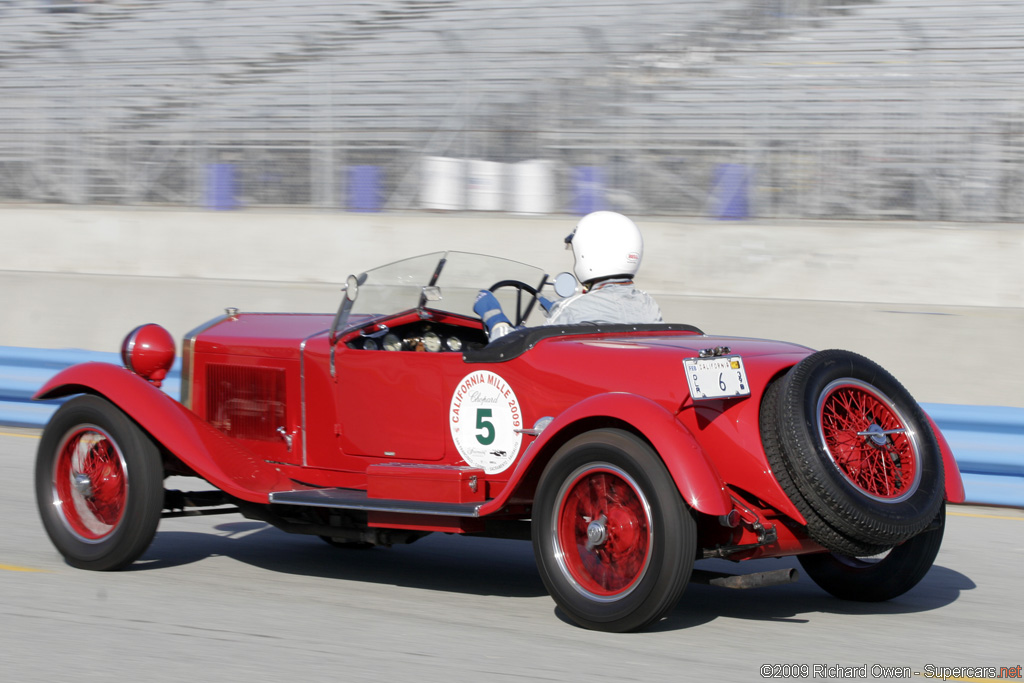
[190,313,336,358]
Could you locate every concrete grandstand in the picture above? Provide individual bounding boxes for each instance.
[1,0,1022,220]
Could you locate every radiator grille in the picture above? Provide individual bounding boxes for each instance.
[206,364,286,442]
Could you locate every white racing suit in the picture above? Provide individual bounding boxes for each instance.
[544,278,663,326]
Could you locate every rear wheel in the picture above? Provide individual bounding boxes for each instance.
[36,395,164,570]
[532,429,695,632]
[799,504,945,601]
[761,350,944,553]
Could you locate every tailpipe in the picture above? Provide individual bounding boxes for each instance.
[691,567,799,590]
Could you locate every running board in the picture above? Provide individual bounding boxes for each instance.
[269,488,484,518]
[691,568,799,589]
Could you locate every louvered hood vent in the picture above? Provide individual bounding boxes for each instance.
[206,364,286,441]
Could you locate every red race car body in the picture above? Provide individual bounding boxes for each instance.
[34,251,964,631]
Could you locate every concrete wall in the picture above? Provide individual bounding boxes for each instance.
[4,207,1023,306]
[2,206,1022,407]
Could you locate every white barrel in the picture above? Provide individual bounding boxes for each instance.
[512,159,555,214]
[420,156,465,210]
[467,160,506,211]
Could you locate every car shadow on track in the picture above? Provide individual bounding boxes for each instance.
[647,557,976,632]
[135,522,548,599]
[135,522,976,630]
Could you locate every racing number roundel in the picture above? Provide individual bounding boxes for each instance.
[449,370,522,474]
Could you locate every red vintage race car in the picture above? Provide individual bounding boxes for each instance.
[34,251,964,632]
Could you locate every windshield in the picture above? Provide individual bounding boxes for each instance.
[345,251,550,329]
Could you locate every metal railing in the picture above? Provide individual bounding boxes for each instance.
[2,0,1024,220]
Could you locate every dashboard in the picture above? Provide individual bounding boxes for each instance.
[347,320,488,353]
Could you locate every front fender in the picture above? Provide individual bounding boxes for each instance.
[35,362,287,502]
[923,412,966,504]
[484,392,732,516]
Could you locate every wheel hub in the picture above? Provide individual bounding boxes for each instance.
[861,423,888,447]
[818,378,922,503]
[72,471,93,498]
[553,463,654,600]
[54,426,129,541]
[585,515,608,550]
[857,422,907,448]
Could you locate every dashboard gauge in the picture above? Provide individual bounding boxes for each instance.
[383,333,403,351]
[362,337,378,351]
[445,336,463,352]
[422,331,442,353]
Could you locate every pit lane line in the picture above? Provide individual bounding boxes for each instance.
[0,563,49,573]
[948,509,1024,521]
[0,430,39,439]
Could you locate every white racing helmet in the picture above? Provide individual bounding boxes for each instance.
[564,211,643,284]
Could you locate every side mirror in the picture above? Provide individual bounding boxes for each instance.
[344,274,360,302]
[553,271,578,299]
[331,273,366,346]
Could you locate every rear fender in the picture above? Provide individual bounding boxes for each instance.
[923,412,966,504]
[484,393,731,516]
[34,362,286,502]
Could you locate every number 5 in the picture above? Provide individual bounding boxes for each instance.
[476,408,495,445]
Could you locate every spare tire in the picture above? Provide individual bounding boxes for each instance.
[760,349,944,554]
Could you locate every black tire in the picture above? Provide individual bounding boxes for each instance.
[799,504,945,601]
[532,429,695,632]
[761,350,944,551]
[35,395,164,571]
[761,380,892,557]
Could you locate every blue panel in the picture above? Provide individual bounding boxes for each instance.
[571,166,605,216]
[347,165,382,212]
[205,163,238,210]
[0,346,180,428]
[712,163,751,220]
[960,473,1024,508]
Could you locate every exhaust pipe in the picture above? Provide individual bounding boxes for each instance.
[691,567,799,589]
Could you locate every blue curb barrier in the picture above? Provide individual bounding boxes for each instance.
[1,346,180,428]
[2,346,1020,508]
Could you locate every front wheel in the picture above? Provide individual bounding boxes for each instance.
[798,504,945,602]
[532,429,695,632]
[35,395,164,570]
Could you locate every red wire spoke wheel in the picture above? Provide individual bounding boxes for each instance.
[36,395,163,571]
[533,429,695,632]
[817,379,922,503]
[553,464,652,599]
[53,426,129,541]
[760,349,944,554]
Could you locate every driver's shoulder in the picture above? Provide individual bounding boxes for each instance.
[545,291,586,325]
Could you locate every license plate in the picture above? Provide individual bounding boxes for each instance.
[683,356,751,401]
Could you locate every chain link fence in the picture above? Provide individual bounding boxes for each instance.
[2,0,1023,220]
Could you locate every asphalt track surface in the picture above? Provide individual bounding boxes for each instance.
[2,429,1021,683]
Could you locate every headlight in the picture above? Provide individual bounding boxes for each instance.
[121,324,176,387]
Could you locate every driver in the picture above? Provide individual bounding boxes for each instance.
[473,211,663,339]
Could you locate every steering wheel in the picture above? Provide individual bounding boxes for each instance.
[488,279,542,327]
